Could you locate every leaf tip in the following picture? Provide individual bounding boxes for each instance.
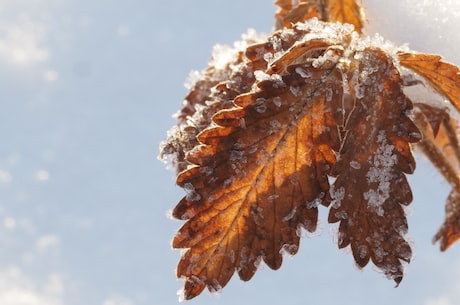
[394,275,403,287]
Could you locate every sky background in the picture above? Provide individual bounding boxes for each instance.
[0,1,460,305]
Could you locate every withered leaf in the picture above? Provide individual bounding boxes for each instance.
[327,0,364,32]
[399,52,460,112]
[412,104,460,250]
[433,191,460,251]
[173,42,343,300]
[161,0,460,300]
[327,48,420,284]
[275,0,364,32]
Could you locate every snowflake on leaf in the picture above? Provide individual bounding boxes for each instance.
[160,0,460,300]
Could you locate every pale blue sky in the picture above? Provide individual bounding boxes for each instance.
[0,1,459,305]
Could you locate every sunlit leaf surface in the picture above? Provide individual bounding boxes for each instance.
[161,0,460,300]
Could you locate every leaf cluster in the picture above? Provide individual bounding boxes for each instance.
[160,0,460,300]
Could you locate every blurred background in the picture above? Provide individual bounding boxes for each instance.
[0,1,459,304]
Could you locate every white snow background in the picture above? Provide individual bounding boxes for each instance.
[0,0,459,305]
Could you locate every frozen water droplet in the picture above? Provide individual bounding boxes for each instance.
[295,66,311,78]
[350,161,361,169]
[273,96,282,107]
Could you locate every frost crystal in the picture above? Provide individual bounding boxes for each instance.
[184,182,201,202]
[273,96,282,107]
[329,185,345,208]
[364,131,397,215]
[254,70,285,88]
[184,70,202,90]
[283,207,296,221]
[295,66,311,78]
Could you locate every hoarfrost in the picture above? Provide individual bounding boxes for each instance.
[199,166,214,176]
[263,52,274,63]
[272,96,282,107]
[177,287,186,303]
[298,219,323,238]
[283,207,297,221]
[289,86,302,97]
[358,245,368,259]
[254,70,270,82]
[223,176,235,188]
[352,69,366,99]
[329,223,340,244]
[254,70,285,88]
[325,87,333,102]
[184,182,201,202]
[228,250,236,264]
[184,70,202,90]
[350,160,361,169]
[279,244,299,257]
[210,44,236,70]
[312,49,338,68]
[295,66,311,78]
[254,97,268,113]
[208,279,223,293]
[269,120,281,130]
[230,149,247,163]
[364,131,397,215]
[307,194,323,208]
[329,185,345,208]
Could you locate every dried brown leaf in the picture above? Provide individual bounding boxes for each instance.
[327,0,364,32]
[327,48,421,284]
[162,1,460,299]
[173,54,343,299]
[274,0,364,32]
[399,52,460,113]
[433,191,460,251]
[412,104,460,251]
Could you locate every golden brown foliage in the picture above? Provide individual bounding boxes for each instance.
[161,0,460,300]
